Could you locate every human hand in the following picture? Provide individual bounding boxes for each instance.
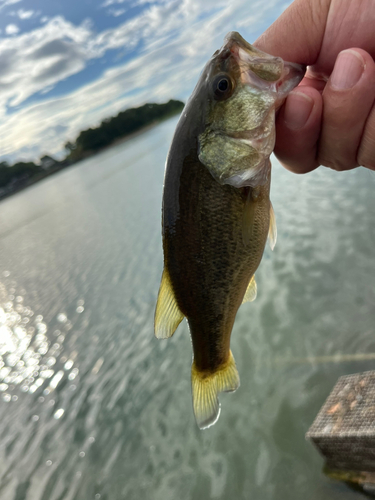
[255,0,375,173]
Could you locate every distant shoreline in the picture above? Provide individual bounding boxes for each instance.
[0,99,184,203]
[108,121,162,148]
[0,116,176,203]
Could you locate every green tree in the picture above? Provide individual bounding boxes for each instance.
[75,100,184,154]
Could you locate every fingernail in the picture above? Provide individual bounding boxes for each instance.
[284,91,314,130]
[331,50,364,90]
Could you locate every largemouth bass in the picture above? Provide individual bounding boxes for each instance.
[155,32,305,429]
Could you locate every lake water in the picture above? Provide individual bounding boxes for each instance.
[0,117,375,500]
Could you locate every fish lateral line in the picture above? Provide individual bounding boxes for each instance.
[242,186,261,246]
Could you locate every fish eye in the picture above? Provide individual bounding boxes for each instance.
[213,74,234,100]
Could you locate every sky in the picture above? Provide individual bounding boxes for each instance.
[0,0,292,164]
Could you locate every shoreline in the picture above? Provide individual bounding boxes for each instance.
[0,118,173,203]
[107,121,161,149]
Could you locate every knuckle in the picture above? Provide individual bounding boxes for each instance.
[318,156,356,171]
[357,137,375,170]
[358,157,375,170]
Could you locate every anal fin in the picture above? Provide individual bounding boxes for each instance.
[242,275,257,303]
[268,201,277,250]
[191,351,240,430]
[154,268,184,339]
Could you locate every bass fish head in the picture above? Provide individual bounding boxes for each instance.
[198,31,305,188]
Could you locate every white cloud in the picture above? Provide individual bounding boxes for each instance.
[108,8,126,16]
[0,0,21,11]
[8,8,34,18]
[5,23,19,35]
[101,0,125,7]
[0,0,292,162]
[17,9,34,19]
[0,17,94,113]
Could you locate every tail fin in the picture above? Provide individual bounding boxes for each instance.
[191,351,240,430]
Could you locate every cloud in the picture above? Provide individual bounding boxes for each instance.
[0,1,224,119]
[0,0,291,162]
[8,8,35,18]
[101,0,125,7]
[0,0,21,11]
[5,23,19,35]
[0,17,93,113]
[108,8,126,16]
[91,0,220,56]
[17,9,34,19]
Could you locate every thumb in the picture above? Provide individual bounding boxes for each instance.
[254,0,331,65]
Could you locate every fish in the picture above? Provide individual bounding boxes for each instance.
[154,32,305,429]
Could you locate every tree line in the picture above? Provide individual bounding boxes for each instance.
[0,99,184,197]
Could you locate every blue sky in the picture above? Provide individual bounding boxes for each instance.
[0,0,292,163]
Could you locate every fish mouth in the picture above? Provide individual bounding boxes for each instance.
[224,31,306,99]
[274,61,306,108]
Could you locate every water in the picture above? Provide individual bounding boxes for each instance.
[0,117,374,500]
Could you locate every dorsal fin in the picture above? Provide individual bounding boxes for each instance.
[154,268,184,339]
[268,201,277,250]
[242,275,257,303]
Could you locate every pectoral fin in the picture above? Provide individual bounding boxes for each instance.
[268,201,277,250]
[191,351,240,430]
[242,275,257,303]
[154,268,184,339]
